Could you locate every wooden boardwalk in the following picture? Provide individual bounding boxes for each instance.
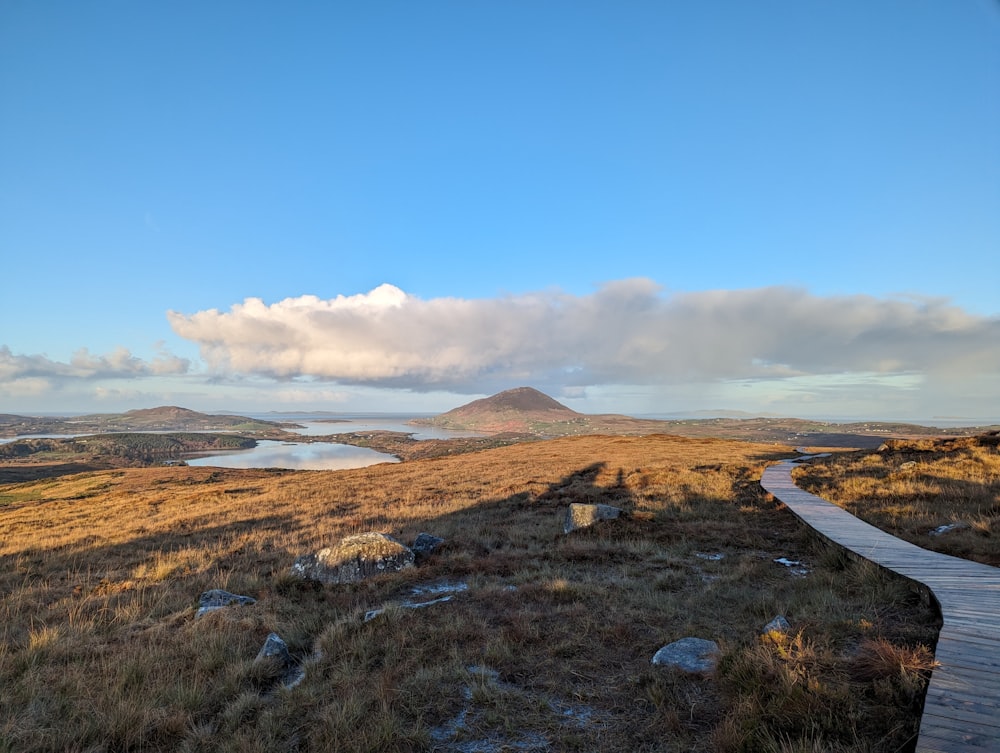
[761,458,1000,752]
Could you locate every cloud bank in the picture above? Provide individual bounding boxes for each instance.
[167,280,1000,393]
[0,346,190,382]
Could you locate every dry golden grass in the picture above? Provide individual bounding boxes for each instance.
[0,435,940,752]
[794,434,1000,566]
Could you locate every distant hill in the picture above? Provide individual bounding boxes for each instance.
[0,407,293,438]
[122,406,207,421]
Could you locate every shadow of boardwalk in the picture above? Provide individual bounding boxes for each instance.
[762,457,1000,752]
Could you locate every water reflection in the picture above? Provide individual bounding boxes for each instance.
[187,440,398,470]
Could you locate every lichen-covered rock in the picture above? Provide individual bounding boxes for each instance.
[563,503,622,534]
[196,589,256,618]
[651,637,720,675]
[291,532,415,584]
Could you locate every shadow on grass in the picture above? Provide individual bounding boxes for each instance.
[0,460,120,484]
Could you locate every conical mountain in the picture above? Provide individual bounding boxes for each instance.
[425,387,582,433]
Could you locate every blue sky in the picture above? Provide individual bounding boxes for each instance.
[2,1,998,420]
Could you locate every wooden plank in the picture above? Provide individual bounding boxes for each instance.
[918,714,1000,746]
[916,727,1000,753]
[922,687,1000,713]
[932,646,1000,672]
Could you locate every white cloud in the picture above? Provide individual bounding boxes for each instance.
[167,281,1000,394]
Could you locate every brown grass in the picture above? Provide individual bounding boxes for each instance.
[0,435,940,752]
[794,434,1000,565]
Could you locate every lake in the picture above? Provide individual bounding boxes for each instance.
[186,439,398,470]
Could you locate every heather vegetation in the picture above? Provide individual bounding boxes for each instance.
[794,434,1000,566]
[0,435,940,752]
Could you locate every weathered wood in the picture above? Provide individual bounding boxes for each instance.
[761,459,1000,752]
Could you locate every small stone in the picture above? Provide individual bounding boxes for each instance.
[651,637,720,674]
[255,632,292,665]
[410,581,468,596]
[929,522,970,537]
[255,633,308,689]
[762,615,791,635]
[773,557,802,567]
[563,503,622,534]
[196,589,256,618]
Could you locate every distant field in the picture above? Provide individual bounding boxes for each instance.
[0,435,940,752]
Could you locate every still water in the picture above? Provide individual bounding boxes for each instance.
[186,439,398,470]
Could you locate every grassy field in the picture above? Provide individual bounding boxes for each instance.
[0,434,941,752]
[794,435,1000,567]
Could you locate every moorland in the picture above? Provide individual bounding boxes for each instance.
[0,389,996,752]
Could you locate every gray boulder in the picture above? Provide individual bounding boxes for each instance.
[255,632,306,689]
[196,589,256,618]
[411,532,445,562]
[291,532,415,584]
[651,637,720,675]
[563,503,622,534]
[256,632,293,665]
